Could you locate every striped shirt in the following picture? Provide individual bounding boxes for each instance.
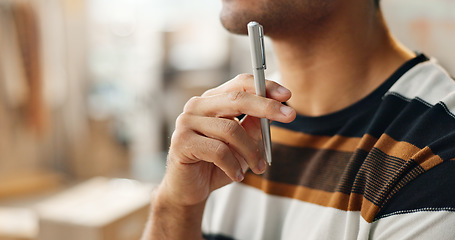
[202,53,455,240]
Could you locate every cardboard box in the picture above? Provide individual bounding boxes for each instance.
[35,177,154,240]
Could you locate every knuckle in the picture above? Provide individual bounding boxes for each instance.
[183,96,200,113]
[233,74,253,92]
[175,112,189,128]
[171,129,198,160]
[213,142,230,159]
[228,91,245,103]
[264,99,278,116]
[170,128,187,147]
[222,120,240,136]
[235,73,253,82]
[202,88,215,97]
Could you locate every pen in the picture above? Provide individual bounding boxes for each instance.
[247,21,272,166]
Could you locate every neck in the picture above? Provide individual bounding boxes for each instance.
[270,6,415,116]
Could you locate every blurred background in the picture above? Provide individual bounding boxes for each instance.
[0,0,454,239]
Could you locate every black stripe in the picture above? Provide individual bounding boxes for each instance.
[363,94,415,139]
[423,103,455,161]
[203,233,235,240]
[255,142,426,206]
[272,53,429,136]
[384,97,451,145]
[349,148,424,207]
[373,95,455,160]
[260,143,354,192]
[375,160,455,221]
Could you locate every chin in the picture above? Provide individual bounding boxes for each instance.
[219,0,336,38]
[219,0,258,35]
[219,4,286,38]
[219,14,250,35]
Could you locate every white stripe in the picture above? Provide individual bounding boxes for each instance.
[371,210,455,240]
[203,183,455,239]
[440,92,455,119]
[387,59,455,109]
[202,183,372,240]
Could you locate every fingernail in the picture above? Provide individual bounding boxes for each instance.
[236,169,244,182]
[280,105,294,116]
[277,86,291,95]
[257,159,266,173]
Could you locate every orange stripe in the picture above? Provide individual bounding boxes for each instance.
[272,127,443,168]
[413,146,444,170]
[373,134,420,159]
[372,134,443,170]
[271,126,362,152]
[360,198,380,223]
[357,134,378,152]
[242,173,379,223]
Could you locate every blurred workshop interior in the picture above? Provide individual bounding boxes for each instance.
[0,0,454,239]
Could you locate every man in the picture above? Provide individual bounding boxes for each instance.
[143,0,455,239]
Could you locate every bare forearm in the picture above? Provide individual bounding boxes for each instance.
[142,187,206,240]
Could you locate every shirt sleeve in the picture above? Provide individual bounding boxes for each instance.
[370,160,455,239]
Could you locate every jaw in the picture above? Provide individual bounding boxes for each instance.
[219,0,338,38]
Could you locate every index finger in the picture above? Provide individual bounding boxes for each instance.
[202,74,292,102]
[184,91,296,123]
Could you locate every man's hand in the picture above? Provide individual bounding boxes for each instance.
[143,74,295,239]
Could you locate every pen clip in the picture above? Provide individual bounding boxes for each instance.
[259,25,267,70]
